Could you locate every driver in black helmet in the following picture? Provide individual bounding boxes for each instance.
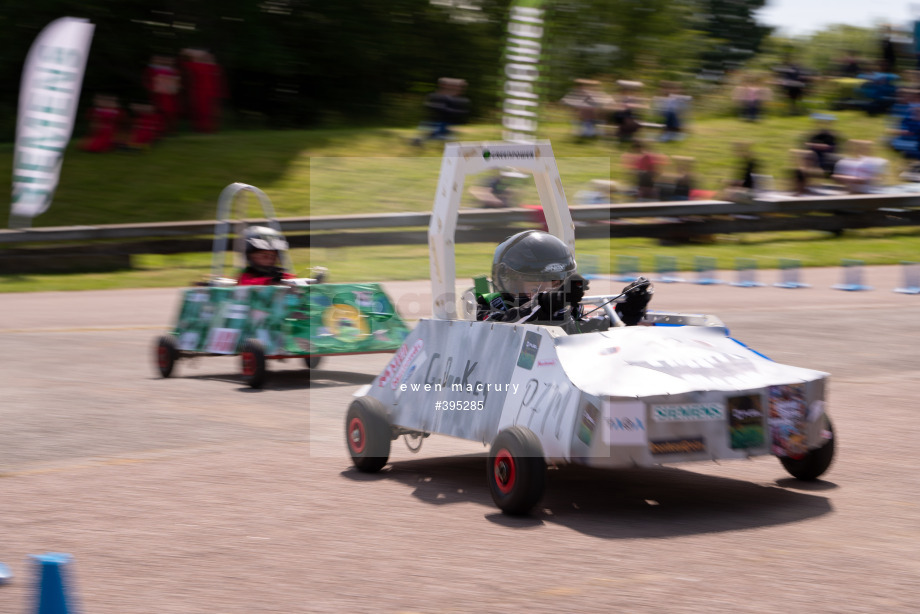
[475,230,652,327]
[238,226,295,286]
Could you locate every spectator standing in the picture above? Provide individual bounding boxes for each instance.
[560,79,609,141]
[880,25,898,74]
[143,55,181,134]
[412,77,470,146]
[774,56,809,116]
[732,73,771,122]
[181,49,225,133]
[654,81,691,142]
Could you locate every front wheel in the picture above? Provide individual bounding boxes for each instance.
[240,339,267,389]
[487,426,546,515]
[346,396,392,472]
[155,335,179,378]
[304,355,322,369]
[780,419,835,480]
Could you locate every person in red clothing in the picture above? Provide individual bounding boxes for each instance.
[81,94,124,153]
[143,55,181,134]
[181,49,225,133]
[127,103,163,150]
[237,226,295,286]
[621,140,668,200]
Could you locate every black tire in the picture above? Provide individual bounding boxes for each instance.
[487,426,546,515]
[780,419,835,481]
[345,396,391,472]
[304,355,322,369]
[240,339,267,389]
[155,335,179,378]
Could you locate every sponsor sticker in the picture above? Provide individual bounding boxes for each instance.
[605,401,646,445]
[650,437,706,455]
[727,394,765,449]
[577,403,600,446]
[769,384,808,458]
[204,327,241,354]
[651,403,725,422]
[177,331,200,351]
[516,331,541,370]
[226,304,250,319]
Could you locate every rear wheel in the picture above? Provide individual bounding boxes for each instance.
[780,419,835,480]
[155,335,179,378]
[346,396,391,472]
[487,426,546,515]
[240,339,267,389]
[304,355,322,369]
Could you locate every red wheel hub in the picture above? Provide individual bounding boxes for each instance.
[157,345,169,369]
[493,449,516,494]
[241,352,255,376]
[349,417,366,454]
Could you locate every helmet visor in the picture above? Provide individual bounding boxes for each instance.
[498,270,568,296]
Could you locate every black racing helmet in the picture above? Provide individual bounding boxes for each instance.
[492,230,577,295]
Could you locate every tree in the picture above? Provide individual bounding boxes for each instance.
[0,0,513,138]
[694,0,773,71]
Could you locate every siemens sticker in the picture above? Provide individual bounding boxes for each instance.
[501,4,544,143]
[652,403,725,422]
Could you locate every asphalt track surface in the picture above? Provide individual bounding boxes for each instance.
[1,266,919,613]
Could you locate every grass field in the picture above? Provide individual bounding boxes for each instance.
[1,110,918,292]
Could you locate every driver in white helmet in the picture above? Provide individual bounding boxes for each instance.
[476,230,652,327]
[238,226,295,286]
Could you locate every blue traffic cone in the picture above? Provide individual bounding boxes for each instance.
[0,561,12,584]
[31,553,77,614]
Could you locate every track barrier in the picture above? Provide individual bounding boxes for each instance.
[31,553,77,614]
[833,259,872,291]
[731,258,765,287]
[614,255,640,282]
[693,256,723,285]
[894,261,920,294]
[774,258,811,289]
[653,255,684,283]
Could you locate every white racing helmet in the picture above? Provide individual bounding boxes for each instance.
[243,226,289,271]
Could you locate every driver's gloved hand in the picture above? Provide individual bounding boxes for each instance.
[268,267,286,284]
[616,276,653,326]
[534,274,589,321]
[535,290,567,320]
[564,273,588,307]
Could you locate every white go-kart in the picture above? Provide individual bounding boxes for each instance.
[345,142,834,515]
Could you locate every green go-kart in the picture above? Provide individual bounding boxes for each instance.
[154,183,410,388]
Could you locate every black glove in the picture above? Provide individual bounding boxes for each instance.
[565,273,588,307]
[535,291,567,320]
[616,276,653,325]
[268,267,286,284]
